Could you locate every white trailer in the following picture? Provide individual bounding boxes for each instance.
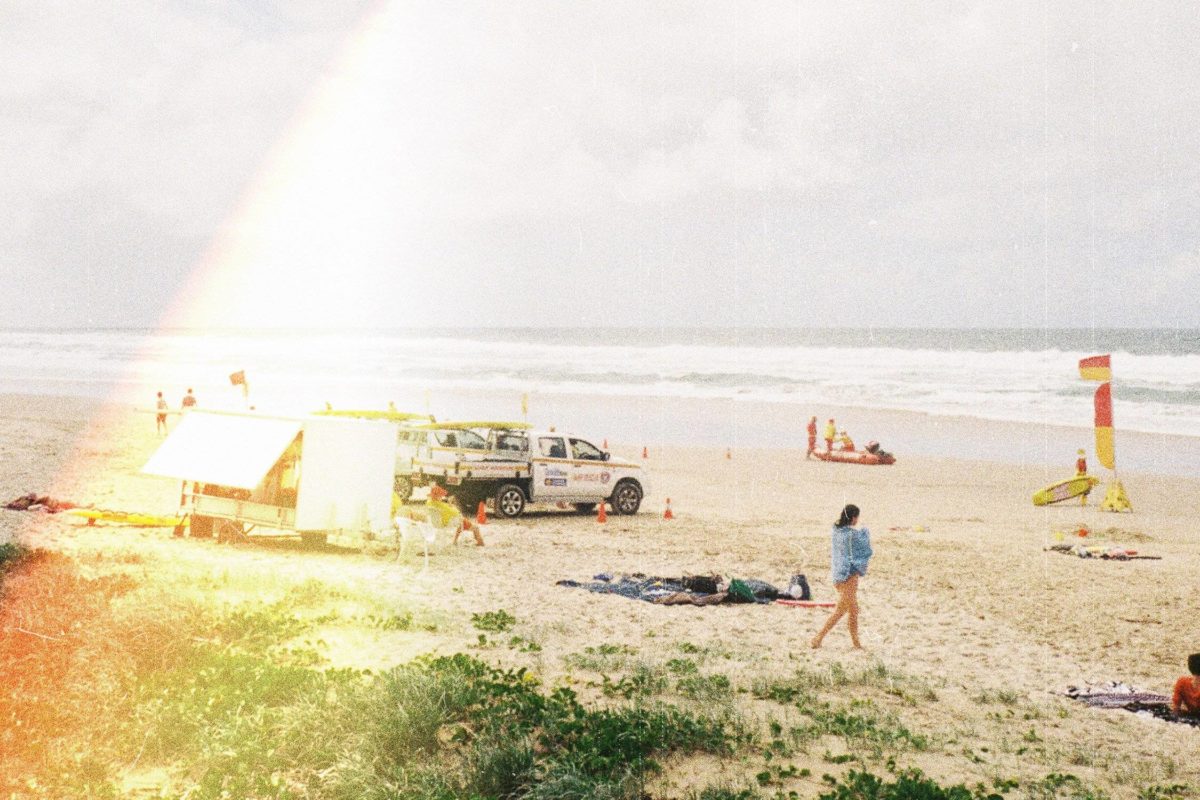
[143,410,395,548]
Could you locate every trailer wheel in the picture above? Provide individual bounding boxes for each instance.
[300,531,328,548]
[494,484,526,518]
[216,519,246,544]
[393,475,413,502]
[611,480,643,515]
[573,503,596,514]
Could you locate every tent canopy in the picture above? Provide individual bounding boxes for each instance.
[143,412,301,490]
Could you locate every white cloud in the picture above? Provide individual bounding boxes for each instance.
[3,0,1200,328]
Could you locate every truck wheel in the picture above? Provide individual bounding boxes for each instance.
[611,480,643,515]
[393,475,413,502]
[573,503,596,514]
[494,484,526,518]
[300,531,328,548]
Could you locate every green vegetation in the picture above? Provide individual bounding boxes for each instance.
[753,668,933,759]
[754,661,939,707]
[470,608,517,632]
[563,642,638,672]
[1,544,1191,799]
[0,550,740,799]
[0,540,28,571]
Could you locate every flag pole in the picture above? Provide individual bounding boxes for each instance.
[1079,354,1130,513]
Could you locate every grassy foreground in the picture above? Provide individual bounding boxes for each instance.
[0,541,1189,799]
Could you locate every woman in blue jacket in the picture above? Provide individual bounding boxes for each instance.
[811,504,872,649]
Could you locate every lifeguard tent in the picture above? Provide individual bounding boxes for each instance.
[143,410,395,547]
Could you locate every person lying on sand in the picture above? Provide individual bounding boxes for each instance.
[811,503,872,650]
[1172,654,1200,717]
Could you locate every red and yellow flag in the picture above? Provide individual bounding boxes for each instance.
[1079,354,1111,382]
[1093,382,1115,470]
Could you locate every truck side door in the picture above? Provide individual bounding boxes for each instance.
[532,436,572,500]
[568,438,610,499]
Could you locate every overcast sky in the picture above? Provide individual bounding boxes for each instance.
[3,1,1198,330]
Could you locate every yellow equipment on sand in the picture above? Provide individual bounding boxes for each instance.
[67,509,184,527]
[1032,475,1101,506]
[1100,480,1133,512]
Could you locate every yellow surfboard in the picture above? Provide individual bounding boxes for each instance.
[410,420,531,431]
[314,409,432,422]
[1032,476,1100,506]
[67,509,184,527]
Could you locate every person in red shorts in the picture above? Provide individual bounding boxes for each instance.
[1172,653,1200,717]
[806,416,818,459]
[1075,449,1087,476]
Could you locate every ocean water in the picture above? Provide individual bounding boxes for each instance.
[0,327,1197,444]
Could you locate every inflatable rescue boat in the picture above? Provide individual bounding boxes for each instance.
[813,449,895,466]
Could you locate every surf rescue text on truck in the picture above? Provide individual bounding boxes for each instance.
[409,427,647,518]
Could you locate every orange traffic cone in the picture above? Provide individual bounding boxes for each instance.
[642,446,648,459]
[597,501,608,523]
[476,501,488,525]
[663,498,674,520]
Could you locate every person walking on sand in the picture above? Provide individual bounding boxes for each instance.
[806,416,818,459]
[182,387,197,409]
[823,418,836,453]
[1075,449,1087,476]
[811,504,872,650]
[155,391,168,435]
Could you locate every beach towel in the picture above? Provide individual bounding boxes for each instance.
[557,573,782,607]
[1064,682,1200,727]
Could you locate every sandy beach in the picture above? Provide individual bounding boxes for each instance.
[2,391,1197,797]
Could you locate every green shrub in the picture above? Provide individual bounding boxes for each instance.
[467,736,538,799]
[818,768,1001,799]
[471,609,517,632]
[0,541,30,572]
[677,673,733,701]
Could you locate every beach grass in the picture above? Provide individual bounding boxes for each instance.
[0,543,751,799]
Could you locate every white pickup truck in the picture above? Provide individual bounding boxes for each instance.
[405,427,647,518]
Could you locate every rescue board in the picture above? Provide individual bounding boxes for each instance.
[813,450,895,466]
[67,509,184,527]
[314,409,431,422]
[410,420,532,430]
[1032,475,1101,506]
